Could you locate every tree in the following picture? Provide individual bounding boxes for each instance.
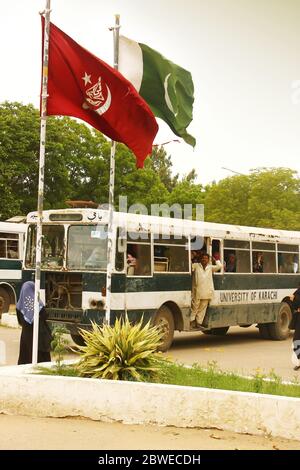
[205,168,300,230]
[204,175,251,226]
[0,101,170,220]
[149,146,179,192]
[247,168,300,230]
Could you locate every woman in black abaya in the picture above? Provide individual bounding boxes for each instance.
[16,281,52,365]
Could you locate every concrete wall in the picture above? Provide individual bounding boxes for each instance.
[1,313,19,328]
[0,364,300,440]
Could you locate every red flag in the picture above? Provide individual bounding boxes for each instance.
[42,19,158,167]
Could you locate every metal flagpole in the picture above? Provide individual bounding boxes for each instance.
[32,0,51,364]
[105,14,120,325]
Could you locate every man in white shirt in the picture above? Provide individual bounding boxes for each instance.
[191,253,222,328]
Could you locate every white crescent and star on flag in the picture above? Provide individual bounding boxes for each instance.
[81,72,112,115]
[164,73,178,117]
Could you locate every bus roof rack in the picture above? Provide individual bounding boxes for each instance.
[5,216,27,223]
[65,200,98,208]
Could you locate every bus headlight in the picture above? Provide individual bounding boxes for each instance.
[89,299,105,310]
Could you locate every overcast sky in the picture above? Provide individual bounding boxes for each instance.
[1,0,300,184]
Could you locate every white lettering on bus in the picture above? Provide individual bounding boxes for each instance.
[219,290,278,303]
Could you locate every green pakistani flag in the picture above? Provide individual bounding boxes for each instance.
[119,36,196,147]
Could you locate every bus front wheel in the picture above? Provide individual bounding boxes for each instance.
[153,305,175,352]
[266,302,292,341]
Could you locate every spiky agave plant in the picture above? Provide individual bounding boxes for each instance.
[75,316,166,381]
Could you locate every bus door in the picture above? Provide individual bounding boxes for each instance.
[211,238,223,267]
[124,231,152,317]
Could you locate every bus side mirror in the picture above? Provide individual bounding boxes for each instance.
[117,237,126,253]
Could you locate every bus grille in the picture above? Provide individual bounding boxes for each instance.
[45,272,82,309]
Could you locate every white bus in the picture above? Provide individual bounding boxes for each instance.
[24,208,300,350]
[0,222,26,316]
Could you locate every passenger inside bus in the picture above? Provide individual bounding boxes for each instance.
[253,252,264,273]
[278,253,297,273]
[127,244,151,276]
[127,252,137,275]
[7,247,18,258]
[225,253,236,272]
[191,250,201,263]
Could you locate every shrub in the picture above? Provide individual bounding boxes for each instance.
[51,325,70,371]
[75,316,166,381]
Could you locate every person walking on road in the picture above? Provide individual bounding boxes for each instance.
[16,281,52,365]
[191,253,222,328]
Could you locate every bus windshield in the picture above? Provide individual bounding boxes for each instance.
[67,225,108,270]
[25,224,64,269]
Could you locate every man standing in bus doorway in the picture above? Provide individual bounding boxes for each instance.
[191,253,222,328]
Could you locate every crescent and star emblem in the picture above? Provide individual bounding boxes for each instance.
[81,72,112,116]
[164,73,178,117]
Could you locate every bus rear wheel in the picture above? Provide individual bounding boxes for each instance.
[202,326,229,336]
[153,305,175,352]
[0,287,12,317]
[266,302,292,341]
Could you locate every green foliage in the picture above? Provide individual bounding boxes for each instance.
[252,368,266,393]
[51,325,70,370]
[76,316,166,381]
[205,168,300,230]
[149,146,179,192]
[158,361,300,398]
[166,177,205,214]
[36,364,79,377]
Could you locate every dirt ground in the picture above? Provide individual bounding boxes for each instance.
[0,414,299,450]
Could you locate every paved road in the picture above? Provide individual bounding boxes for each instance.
[0,414,299,450]
[1,324,297,381]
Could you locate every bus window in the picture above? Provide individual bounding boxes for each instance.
[278,253,298,273]
[0,233,19,259]
[251,242,276,273]
[224,240,250,273]
[127,243,151,276]
[278,244,299,273]
[26,225,64,269]
[7,240,19,258]
[252,250,276,273]
[224,251,237,272]
[154,244,189,273]
[67,225,107,270]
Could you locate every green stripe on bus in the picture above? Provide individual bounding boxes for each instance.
[33,270,300,293]
[0,260,22,269]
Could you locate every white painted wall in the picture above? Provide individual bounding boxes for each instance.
[0,364,300,441]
